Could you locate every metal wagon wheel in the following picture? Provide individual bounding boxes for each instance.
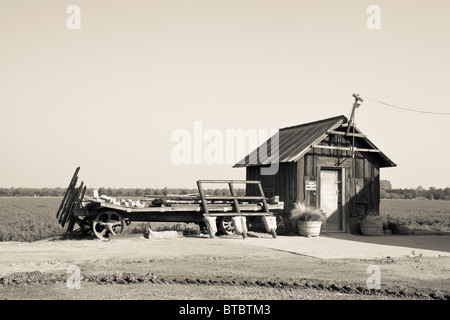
[92,211,124,240]
[218,216,235,235]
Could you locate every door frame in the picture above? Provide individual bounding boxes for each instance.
[317,166,346,232]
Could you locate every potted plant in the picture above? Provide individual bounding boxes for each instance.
[289,202,326,237]
[360,214,385,236]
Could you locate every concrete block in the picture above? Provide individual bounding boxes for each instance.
[262,216,277,233]
[144,228,179,239]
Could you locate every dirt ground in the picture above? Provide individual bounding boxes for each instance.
[0,232,449,302]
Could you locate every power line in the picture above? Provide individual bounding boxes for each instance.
[362,96,450,115]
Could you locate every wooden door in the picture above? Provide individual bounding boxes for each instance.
[320,169,342,231]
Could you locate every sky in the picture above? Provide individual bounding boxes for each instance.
[0,0,449,189]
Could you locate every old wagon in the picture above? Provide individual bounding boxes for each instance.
[56,167,283,240]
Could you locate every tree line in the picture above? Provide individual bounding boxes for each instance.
[0,187,246,198]
[0,181,448,200]
[380,180,450,200]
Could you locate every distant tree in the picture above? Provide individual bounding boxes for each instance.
[445,188,450,200]
[380,180,392,190]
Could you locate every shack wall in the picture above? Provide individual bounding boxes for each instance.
[246,133,382,233]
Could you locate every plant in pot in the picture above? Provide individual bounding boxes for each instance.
[289,202,326,237]
[360,214,385,236]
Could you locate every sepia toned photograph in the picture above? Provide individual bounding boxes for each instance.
[0,0,449,316]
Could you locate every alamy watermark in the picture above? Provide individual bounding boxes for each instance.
[66,5,81,30]
[64,5,380,31]
[367,5,381,30]
[366,265,381,290]
[171,121,279,175]
[66,264,82,289]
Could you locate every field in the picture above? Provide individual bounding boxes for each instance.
[0,198,449,242]
[380,199,450,234]
[0,198,64,242]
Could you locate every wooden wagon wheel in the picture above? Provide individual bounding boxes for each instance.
[218,216,235,235]
[92,211,124,240]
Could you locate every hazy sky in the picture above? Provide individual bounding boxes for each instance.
[1,0,449,189]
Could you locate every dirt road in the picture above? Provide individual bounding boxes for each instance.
[0,233,449,301]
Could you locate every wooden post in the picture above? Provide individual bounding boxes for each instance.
[232,216,248,239]
[196,181,209,215]
[203,216,217,238]
[262,216,277,238]
[228,182,241,214]
[346,94,364,136]
[256,182,270,214]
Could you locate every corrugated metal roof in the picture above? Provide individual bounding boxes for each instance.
[233,115,396,168]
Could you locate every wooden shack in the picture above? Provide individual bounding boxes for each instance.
[234,115,396,233]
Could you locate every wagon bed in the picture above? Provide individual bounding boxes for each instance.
[56,167,283,240]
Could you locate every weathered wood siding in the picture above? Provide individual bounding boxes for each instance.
[302,134,381,232]
[246,133,382,233]
[246,162,297,215]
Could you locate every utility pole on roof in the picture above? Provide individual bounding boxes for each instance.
[346,93,364,136]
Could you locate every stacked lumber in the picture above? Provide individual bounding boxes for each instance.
[97,194,147,208]
[56,167,86,232]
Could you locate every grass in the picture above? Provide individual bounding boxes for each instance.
[0,198,448,241]
[0,198,65,242]
[380,199,450,234]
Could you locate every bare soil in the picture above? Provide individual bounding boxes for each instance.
[0,233,449,301]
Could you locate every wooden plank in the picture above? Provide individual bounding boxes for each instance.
[329,134,337,157]
[144,195,200,199]
[279,165,288,213]
[355,178,365,202]
[364,155,372,178]
[228,182,241,214]
[297,157,305,203]
[60,189,76,227]
[95,200,283,213]
[291,162,297,206]
[312,150,317,177]
[63,181,84,229]
[246,167,260,196]
[196,181,210,214]
[197,180,262,184]
[312,145,381,153]
[203,212,273,217]
[58,177,78,224]
[56,167,80,219]
[286,163,293,214]
[304,153,312,177]
[170,203,262,208]
[356,157,364,178]
[316,156,339,167]
[327,130,367,138]
[202,196,265,200]
[373,174,380,214]
[79,185,87,203]
[67,183,85,232]
[260,173,276,198]
[258,182,271,214]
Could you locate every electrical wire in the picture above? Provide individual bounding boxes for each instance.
[362,96,450,115]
